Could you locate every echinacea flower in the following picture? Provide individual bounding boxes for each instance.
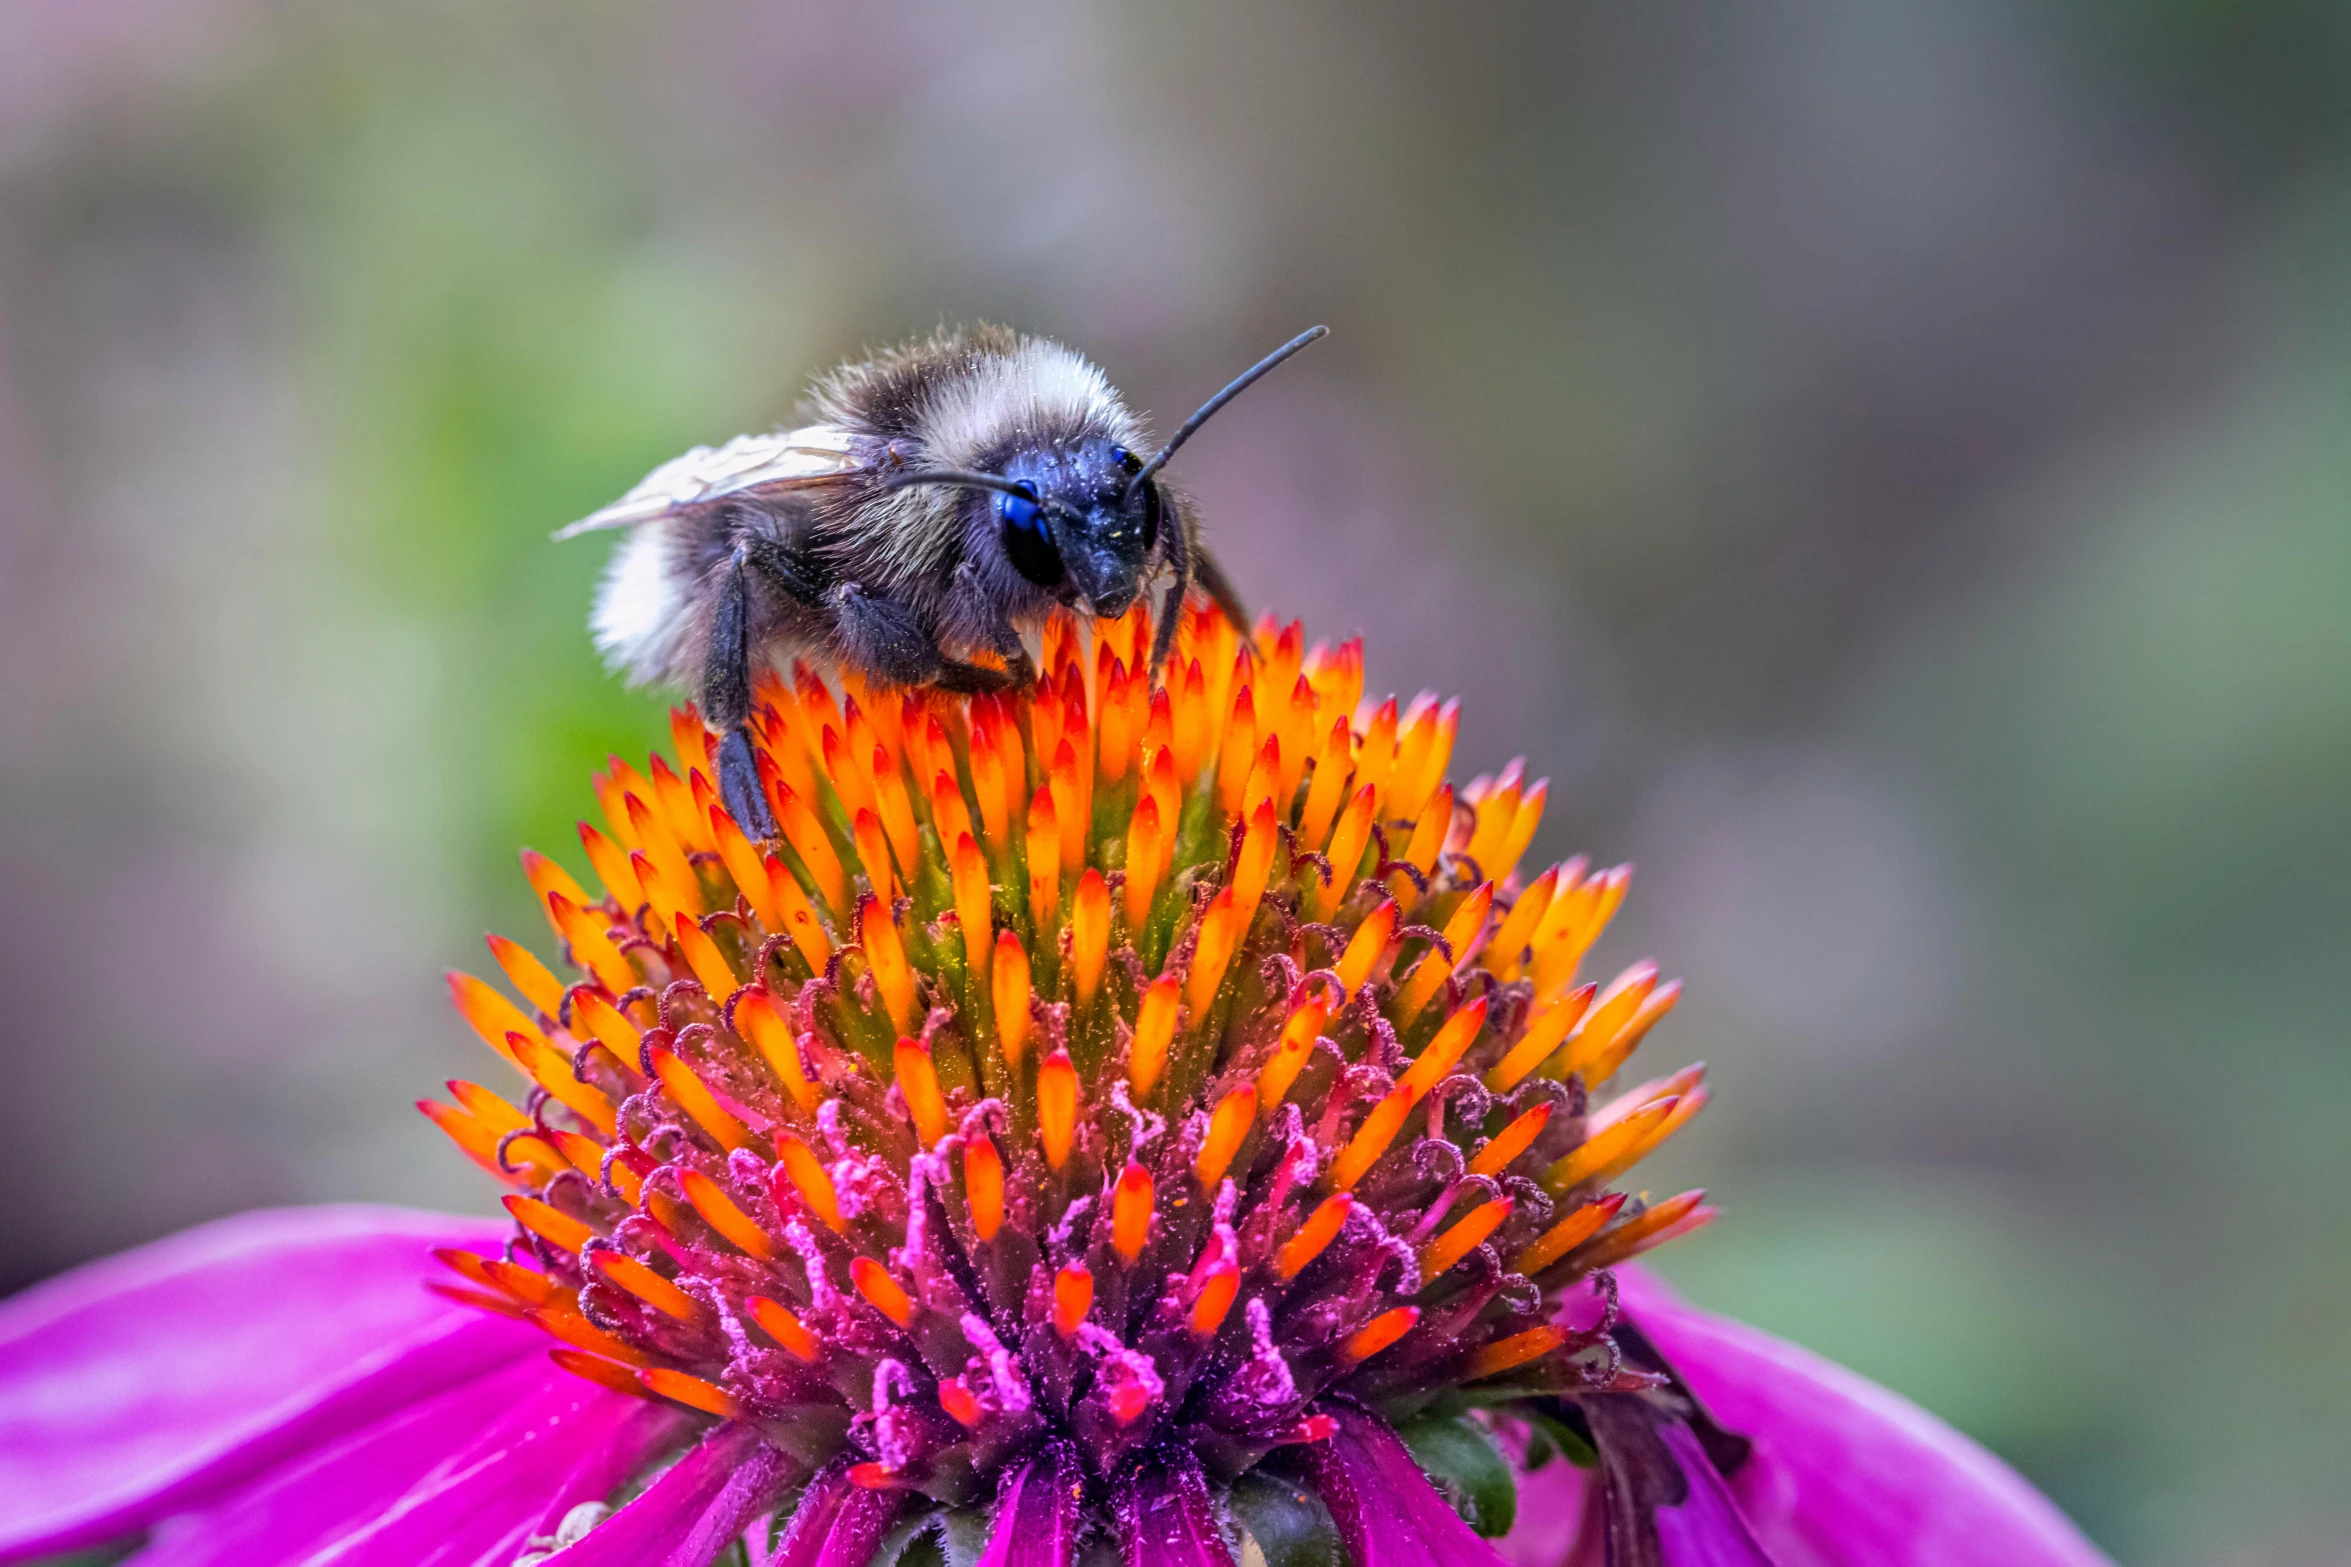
[0,604,2109,1567]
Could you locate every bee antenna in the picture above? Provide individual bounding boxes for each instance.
[877,468,1039,502]
[883,468,1098,535]
[1127,325,1329,496]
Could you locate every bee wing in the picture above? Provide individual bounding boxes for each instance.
[552,425,862,540]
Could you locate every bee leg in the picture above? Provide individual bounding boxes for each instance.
[1150,512,1194,672]
[994,637,1039,690]
[933,659,1015,695]
[1191,544,1257,655]
[704,549,779,840]
[951,560,1038,688]
[827,581,1006,693]
[715,727,772,841]
[741,534,827,608]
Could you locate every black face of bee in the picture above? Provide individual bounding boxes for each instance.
[991,436,1165,617]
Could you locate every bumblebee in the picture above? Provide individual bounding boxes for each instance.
[559,323,1324,836]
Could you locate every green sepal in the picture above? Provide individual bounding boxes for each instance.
[873,1507,943,1567]
[1393,1413,1518,1538]
[1226,1471,1344,1567]
[1520,1406,1599,1472]
[936,1505,995,1567]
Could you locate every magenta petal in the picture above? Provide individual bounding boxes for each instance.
[543,1421,796,1567]
[133,1356,674,1567]
[0,1205,538,1563]
[128,1356,569,1567]
[1612,1268,2110,1567]
[1300,1404,1510,1567]
[760,1458,909,1567]
[1578,1395,1777,1567]
[1649,1421,1776,1567]
[317,1380,680,1567]
[977,1442,1085,1567]
[1495,1448,1597,1567]
[1116,1451,1235,1567]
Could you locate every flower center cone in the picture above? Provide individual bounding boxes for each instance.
[426,599,1712,1546]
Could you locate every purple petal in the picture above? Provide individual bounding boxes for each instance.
[133,1356,676,1567]
[308,1376,677,1567]
[977,1442,1085,1567]
[1610,1268,2110,1567]
[545,1421,797,1567]
[0,1205,538,1562]
[759,1457,910,1567]
[1650,1421,1774,1566]
[1495,1438,1602,1567]
[1116,1451,1235,1567]
[1576,1396,1776,1567]
[1300,1403,1510,1567]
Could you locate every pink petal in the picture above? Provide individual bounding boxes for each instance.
[1495,1447,1597,1567]
[0,1205,539,1563]
[544,1421,798,1567]
[1116,1452,1235,1567]
[133,1356,674,1567]
[1573,1395,1776,1567]
[1611,1268,2110,1567]
[1300,1403,1511,1567]
[758,1457,910,1567]
[978,1442,1085,1567]
[1647,1418,1777,1566]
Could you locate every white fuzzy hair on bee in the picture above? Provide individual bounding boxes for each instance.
[557,321,1327,839]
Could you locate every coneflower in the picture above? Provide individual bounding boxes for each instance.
[0,604,2112,1567]
[427,602,1709,1564]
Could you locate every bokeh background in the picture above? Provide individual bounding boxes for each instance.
[2,2,2346,1561]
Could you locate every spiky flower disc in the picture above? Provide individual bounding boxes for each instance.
[427,604,1714,1565]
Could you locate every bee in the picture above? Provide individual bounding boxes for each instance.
[557,322,1326,837]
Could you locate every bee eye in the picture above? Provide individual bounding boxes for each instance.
[997,482,1063,587]
[1139,478,1162,551]
[998,482,1041,535]
[1114,446,1142,475]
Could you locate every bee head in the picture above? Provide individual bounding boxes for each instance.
[990,439,1162,617]
[881,324,1328,616]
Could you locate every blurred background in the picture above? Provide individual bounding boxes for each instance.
[1,1,2346,1560]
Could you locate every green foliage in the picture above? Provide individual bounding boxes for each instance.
[1226,1472,1344,1567]
[873,1509,946,1567]
[935,1506,996,1567]
[1392,1415,1517,1539]
[1519,1407,1599,1472]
